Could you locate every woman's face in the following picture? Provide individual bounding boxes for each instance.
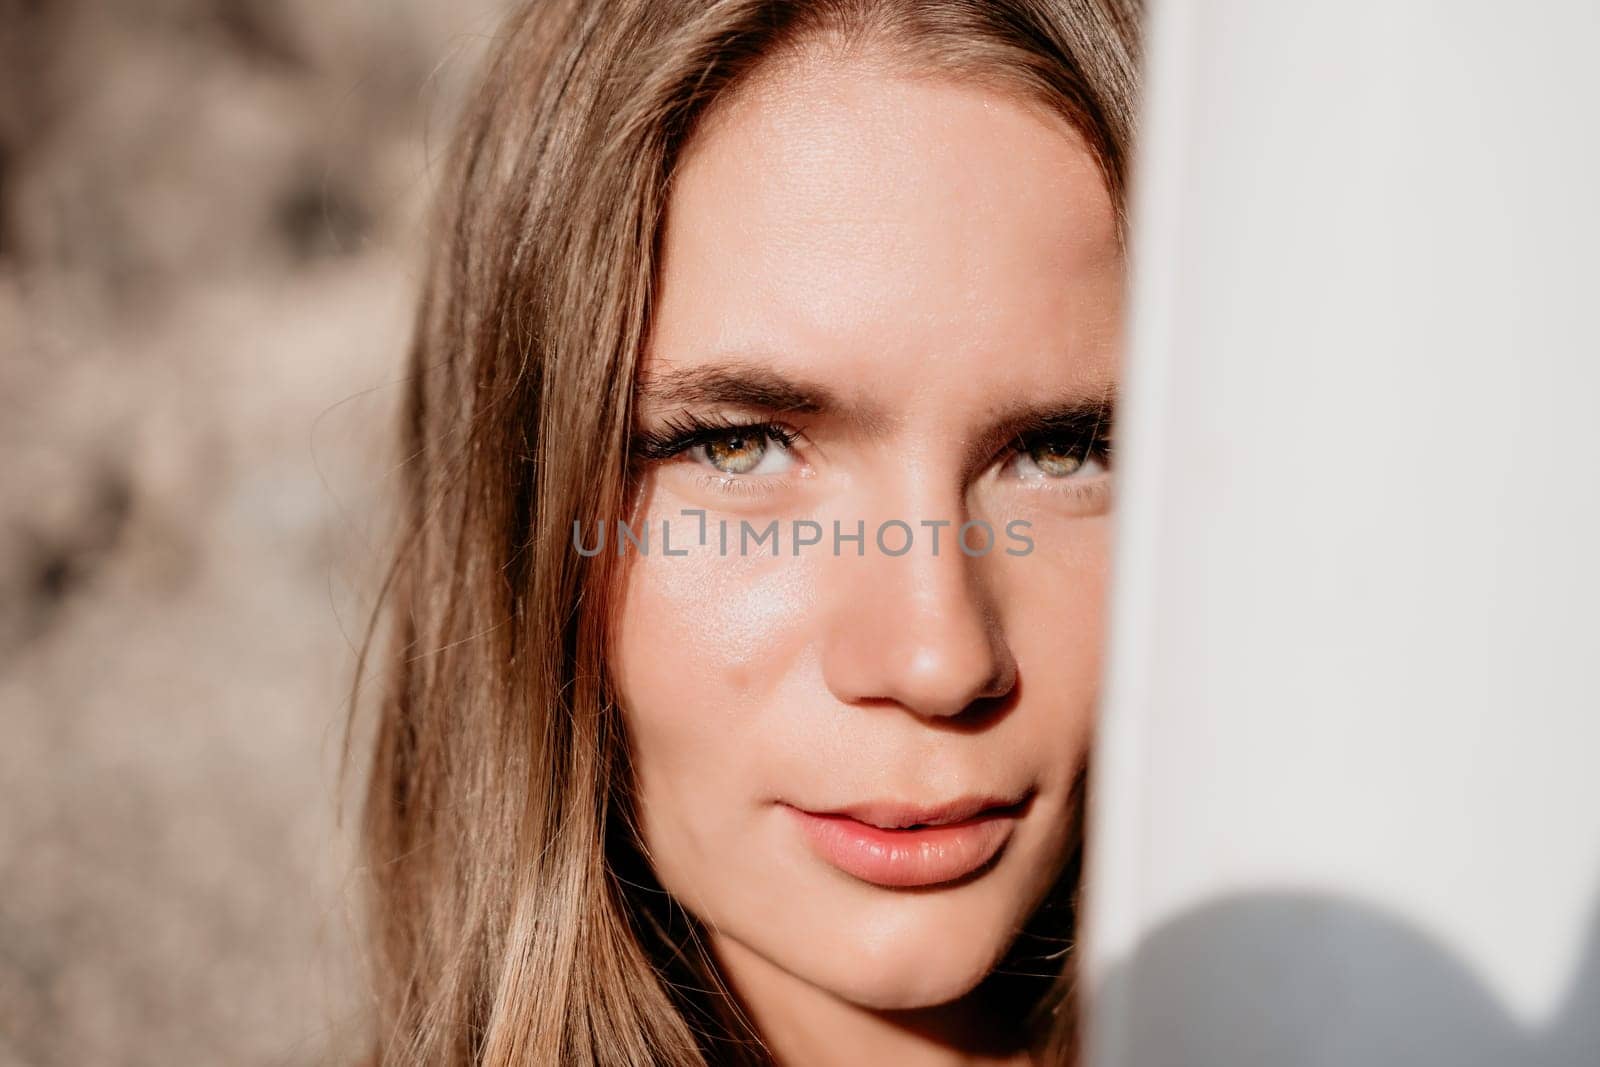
[611,53,1122,1012]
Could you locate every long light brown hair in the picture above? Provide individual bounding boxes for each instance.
[352,1,1141,1063]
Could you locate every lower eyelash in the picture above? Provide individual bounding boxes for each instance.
[1011,468,1113,509]
[689,470,796,498]
[1051,477,1112,510]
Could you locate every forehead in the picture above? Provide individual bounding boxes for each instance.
[646,52,1122,398]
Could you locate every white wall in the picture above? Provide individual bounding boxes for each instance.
[1084,3,1600,1064]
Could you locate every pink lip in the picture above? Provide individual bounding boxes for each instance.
[783,794,1028,888]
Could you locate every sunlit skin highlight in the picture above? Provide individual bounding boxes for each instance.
[610,49,1123,1067]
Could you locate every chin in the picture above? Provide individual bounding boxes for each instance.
[796,892,1025,1010]
[829,964,995,1013]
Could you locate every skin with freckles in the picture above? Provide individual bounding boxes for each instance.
[610,48,1123,1066]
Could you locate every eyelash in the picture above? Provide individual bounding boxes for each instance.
[629,415,1114,499]
[630,414,799,463]
[1008,430,1115,468]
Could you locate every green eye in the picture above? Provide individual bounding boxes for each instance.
[1005,434,1109,484]
[1027,442,1085,478]
[701,430,769,474]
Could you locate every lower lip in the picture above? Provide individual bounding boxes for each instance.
[784,804,1020,888]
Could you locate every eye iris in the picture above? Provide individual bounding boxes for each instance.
[704,431,766,474]
[1030,442,1083,477]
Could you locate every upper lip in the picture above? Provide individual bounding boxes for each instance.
[798,793,1030,830]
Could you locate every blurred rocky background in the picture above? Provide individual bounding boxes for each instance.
[0,1,505,1062]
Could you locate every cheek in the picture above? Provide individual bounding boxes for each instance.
[613,549,813,705]
[607,526,819,891]
[994,514,1109,759]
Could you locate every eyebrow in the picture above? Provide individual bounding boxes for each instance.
[633,361,892,433]
[633,359,1116,449]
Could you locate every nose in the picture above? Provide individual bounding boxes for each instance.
[819,517,1017,721]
